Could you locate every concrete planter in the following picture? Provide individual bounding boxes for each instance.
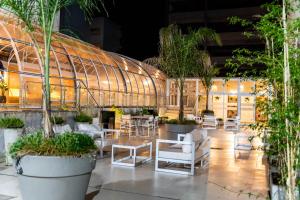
[17,155,96,200]
[165,124,198,134]
[4,128,23,165]
[270,171,299,200]
[74,122,90,131]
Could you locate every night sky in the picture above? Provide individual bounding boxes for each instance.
[61,0,270,65]
[96,0,167,61]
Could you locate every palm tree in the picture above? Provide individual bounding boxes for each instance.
[145,25,221,122]
[0,0,106,137]
[197,52,219,112]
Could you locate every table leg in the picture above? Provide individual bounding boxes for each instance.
[133,149,136,166]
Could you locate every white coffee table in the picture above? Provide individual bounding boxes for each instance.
[111,141,152,167]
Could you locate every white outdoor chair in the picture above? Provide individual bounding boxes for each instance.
[234,132,253,159]
[77,123,117,158]
[140,116,154,137]
[224,116,240,131]
[52,124,72,135]
[186,114,202,124]
[155,129,211,175]
[153,116,159,129]
[120,115,137,137]
[202,115,217,129]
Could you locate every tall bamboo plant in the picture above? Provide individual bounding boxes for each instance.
[0,0,106,137]
[226,1,300,199]
[145,25,221,122]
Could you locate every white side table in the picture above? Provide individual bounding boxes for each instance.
[112,141,152,167]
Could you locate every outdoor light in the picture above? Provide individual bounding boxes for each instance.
[102,80,109,84]
[240,85,244,91]
[212,85,217,91]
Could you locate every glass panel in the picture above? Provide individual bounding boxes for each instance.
[225,95,238,118]
[6,64,20,105]
[225,80,238,94]
[199,81,206,94]
[240,80,254,93]
[212,80,224,93]
[212,95,224,119]
[241,96,255,123]
[22,76,42,107]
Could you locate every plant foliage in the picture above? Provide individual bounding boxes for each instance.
[226,1,300,197]
[9,132,97,158]
[50,116,65,125]
[74,112,92,123]
[0,117,24,129]
[145,25,221,122]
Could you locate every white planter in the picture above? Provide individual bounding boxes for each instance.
[270,172,299,200]
[17,155,96,200]
[4,128,23,165]
[74,122,89,131]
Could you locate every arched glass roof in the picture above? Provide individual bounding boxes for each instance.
[0,11,166,109]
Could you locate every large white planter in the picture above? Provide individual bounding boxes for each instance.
[4,128,23,165]
[165,124,199,134]
[270,171,299,200]
[17,155,96,200]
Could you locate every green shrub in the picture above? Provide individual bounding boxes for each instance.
[9,132,97,158]
[142,108,151,115]
[0,117,24,129]
[166,119,197,125]
[74,112,92,123]
[50,116,65,125]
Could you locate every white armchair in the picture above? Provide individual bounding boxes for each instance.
[77,123,117,158]
[224,116,240,131]
[202,115,217,129]
[155,129,211,175]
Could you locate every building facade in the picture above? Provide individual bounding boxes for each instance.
[0,11,166,111]
[166,78,268,124]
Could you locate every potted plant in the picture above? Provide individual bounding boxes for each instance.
[0,79,8,103]
[51,116,72,135]
[165,119,198,134]
[9,132,97,200]
[226,1,300,199]
[0,0,107,199]
[145,25,221,133]
[74,112,93,130]
[0,117,24,165]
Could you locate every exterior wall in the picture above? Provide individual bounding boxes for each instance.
[166,78,268,124]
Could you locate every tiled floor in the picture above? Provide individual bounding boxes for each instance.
[0,126,269,200]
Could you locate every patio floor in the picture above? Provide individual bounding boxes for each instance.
[0,126,269,200]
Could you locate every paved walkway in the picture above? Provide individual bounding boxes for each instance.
[0,127,268,200]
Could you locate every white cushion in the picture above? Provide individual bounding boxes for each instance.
[159,148,192,161]
[78,124,98,132]
[53,124,72,135]
[182,133,193,153]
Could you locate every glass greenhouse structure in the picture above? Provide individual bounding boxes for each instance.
[0,11,166,110]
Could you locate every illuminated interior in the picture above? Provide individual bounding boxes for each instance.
[0,11,166,109]
[167,78,268,124]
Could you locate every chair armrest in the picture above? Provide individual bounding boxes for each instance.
[156,139,193,145]
[198,137,211,149]
[177,134,186,141]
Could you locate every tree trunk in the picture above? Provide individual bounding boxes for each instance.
[42,42,52,137]
[178,79,184,123]
[205,88,209,111]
